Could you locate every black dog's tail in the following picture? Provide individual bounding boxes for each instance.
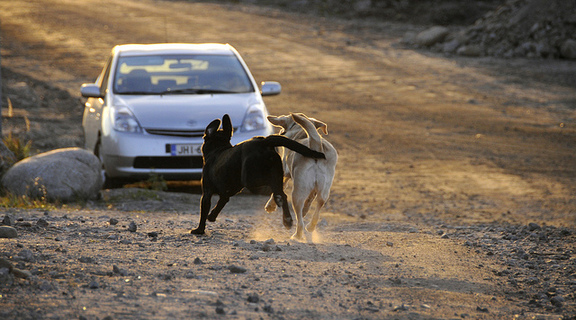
[264,135,325,159]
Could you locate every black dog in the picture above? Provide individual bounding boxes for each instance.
[191,114,325,234]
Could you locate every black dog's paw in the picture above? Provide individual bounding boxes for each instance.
[190,228,205,235]
[207,214,218,222]
[283,215,293,229]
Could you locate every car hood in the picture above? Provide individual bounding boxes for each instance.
[113,93,259,130]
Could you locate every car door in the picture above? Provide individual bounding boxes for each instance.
[82,55,112,152]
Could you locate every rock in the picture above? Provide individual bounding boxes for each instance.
[550,295,564,307]
[457,45,484,57]
[107,234,119,240]
[12,268,31,279]
[476,306,489,313]
[79,256,95,264]
[442,39,460,53]
[263,304,274,313]
[528,222,541,231]
[247,293,259,303]
[113,265,128,276]
[393,304,408,311]
[526,277,539,285]
[0,258,14,272]
[36,218,49,228]
[17,249,34,262]
[215,306,226,315]
[128,221,137,232]
[0,267,14,286]
[39,280,55,291]
[228,265,247,274]
[109,218,119,225]
[0,226,18,238]
[88,280,99,289]
[415,26,450,47]
[193,257,203,265]
[1,148,103,202]
[560,39,576,59]
[2,215,13,226]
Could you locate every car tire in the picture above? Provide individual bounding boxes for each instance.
[95,140,125,189]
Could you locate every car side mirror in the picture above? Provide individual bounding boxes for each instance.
[260,81,281,96]
[81,83,103,98]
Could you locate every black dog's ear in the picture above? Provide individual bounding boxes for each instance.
[222,114,233,138]
[205,118,221,137]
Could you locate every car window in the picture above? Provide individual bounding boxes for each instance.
[113,54,254,94]
[98,55,113,97]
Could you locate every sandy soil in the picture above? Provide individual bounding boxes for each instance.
[1,0,575,319]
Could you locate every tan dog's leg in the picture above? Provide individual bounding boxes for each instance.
[291,197,306,240]
[291,179,313,240]
[307,188,330,232]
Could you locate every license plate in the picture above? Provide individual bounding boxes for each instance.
[170,144,202,156]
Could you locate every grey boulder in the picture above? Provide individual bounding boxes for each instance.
[1,147,102,202]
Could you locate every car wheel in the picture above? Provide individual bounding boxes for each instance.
[94,140,125,189]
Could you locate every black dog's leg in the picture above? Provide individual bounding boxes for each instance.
[191,193,212,234]
[273,192,293,229]
[207,196,229,222]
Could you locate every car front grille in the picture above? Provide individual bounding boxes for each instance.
[145,128,205,138]
[133,156,203,169]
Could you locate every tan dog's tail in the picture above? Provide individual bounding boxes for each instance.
[291,113,328,153]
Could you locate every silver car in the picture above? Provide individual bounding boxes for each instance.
[80,43,281,187]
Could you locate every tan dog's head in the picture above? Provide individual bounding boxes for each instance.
[267,113,328,139]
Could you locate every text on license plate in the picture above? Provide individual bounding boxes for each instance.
[170,144,202,156]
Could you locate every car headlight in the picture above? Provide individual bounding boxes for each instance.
[240,104,266,132]
[112,107,142,133]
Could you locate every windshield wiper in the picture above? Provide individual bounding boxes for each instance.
[160,88,239,95]
[118,91,154,95]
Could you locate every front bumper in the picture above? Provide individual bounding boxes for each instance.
[101,127,272,180]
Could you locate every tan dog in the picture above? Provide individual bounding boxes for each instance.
[266,113,338,240]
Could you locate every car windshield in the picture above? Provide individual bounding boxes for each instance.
[113,54,254,95]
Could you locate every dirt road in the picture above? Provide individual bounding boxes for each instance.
[1,0,575,319]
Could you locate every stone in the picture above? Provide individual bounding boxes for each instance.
[12,268,31,279]
[36,218,49,228]
[560,39,576,59]
[128,221,137,232]
[228,265,247,274]
[88,280,99,289]
[1,215,12,226]
[247,293,259,303]
[0,258,13,272]
[550,295,564,307]
[1,148,103,202]
[443,39,461,53]
[528,222,541,231]
[0,267,14,286]
[18,249,35,262]
[415,26,450,47]
[457,45,484,57]
[0,226,18,238]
